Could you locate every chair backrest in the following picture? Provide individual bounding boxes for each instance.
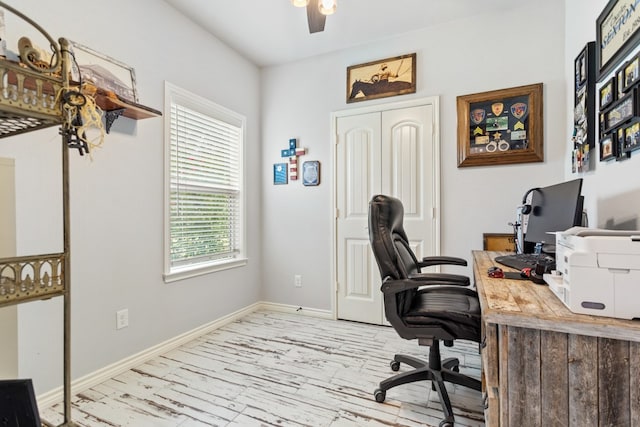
[368,194,420,313]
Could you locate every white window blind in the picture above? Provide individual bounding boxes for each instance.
[164,83,245,281]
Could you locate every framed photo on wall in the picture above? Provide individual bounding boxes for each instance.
[346,53,416,103]
[622,54,640,91]
[273,163,288,185]
[596,0,640,80]
[622,119,640,152]
[456,83,543,167]
[600,77,616,109]
[600,132,616,161]
[602,88,637,132]
[302,161,320,186]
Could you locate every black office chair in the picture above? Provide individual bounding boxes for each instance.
[368,194,481,427]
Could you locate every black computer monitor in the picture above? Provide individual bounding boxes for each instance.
[524,178,583,253]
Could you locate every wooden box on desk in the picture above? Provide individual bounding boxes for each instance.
[482,233,515,252]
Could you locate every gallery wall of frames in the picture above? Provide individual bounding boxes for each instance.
[572,0,640,172]
[597,52,640,163]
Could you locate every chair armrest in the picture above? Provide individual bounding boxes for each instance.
[417,256,467,269]
[381,277,467,295]
[408,272,469,286]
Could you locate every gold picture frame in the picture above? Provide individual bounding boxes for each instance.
[456,83,544,168]
[346,53,416,103]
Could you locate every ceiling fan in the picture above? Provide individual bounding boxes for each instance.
[291,0,337,34]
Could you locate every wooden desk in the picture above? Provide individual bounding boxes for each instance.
[473,250,640,427]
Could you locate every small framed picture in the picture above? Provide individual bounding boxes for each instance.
[302,161,320,186]
[575,48,587,90]
[623,55,640,92]
[599,77,616,109]
[603,89,637,132]
[623,119,640,152]
[600,132,616,161]
[273,163,288,185]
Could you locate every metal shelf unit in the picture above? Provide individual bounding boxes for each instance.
[0,3,159,425]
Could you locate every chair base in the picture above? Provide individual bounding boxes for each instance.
[373,340,481,427]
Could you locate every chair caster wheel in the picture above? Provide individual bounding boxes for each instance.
[439,419,454,427]
[390,361,400,371]
[452,365,459,373]
[374,389,386,403]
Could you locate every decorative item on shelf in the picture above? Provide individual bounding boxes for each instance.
[17,36,54,73]
[60,82,105,157]
[347,53,416,103]
[572,42,595,173]
[456,83,543,167]
[302,160,320,186]
[280,138,306,181]
[68,40,138,103]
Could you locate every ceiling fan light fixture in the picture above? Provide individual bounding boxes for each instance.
[291,0,309,7]
[319,0,336,16]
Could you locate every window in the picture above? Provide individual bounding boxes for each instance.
[164,82,246,282]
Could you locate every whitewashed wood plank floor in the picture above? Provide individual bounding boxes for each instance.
[41,310,485,427]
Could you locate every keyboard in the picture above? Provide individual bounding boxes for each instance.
[494,253,555,271]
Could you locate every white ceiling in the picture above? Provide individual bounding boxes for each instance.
[163,0,528,67]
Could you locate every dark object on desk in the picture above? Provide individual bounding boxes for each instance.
[0,379,41,427]
[530,261,551,285]
[368,195,481,427]
[488,266,530,281]
[522,178,584,249]
[488,266,504,278]
[494,252,556,271]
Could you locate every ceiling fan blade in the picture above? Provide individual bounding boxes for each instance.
[307,2,326,33]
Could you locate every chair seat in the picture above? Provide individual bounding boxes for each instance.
[404,287,481,342]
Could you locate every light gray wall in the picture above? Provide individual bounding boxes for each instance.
[565,0,640,229]
[4,0,633,397]
[0,0,262,393]
[261,0,567,308]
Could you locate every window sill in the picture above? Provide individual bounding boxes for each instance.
[163,258,248,283]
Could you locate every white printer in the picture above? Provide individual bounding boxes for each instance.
[544,226,640,320]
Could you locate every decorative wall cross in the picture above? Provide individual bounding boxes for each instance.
[281,138,306,181]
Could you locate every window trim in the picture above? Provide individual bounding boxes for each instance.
[163,81,247,283]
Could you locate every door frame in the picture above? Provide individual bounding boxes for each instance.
[330,96,441,319]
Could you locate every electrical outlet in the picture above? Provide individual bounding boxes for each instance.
[294,274,302,287]
[116,309,129,330]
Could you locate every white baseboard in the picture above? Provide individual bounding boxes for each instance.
[37,301,333,408]
[259,301,333,319]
